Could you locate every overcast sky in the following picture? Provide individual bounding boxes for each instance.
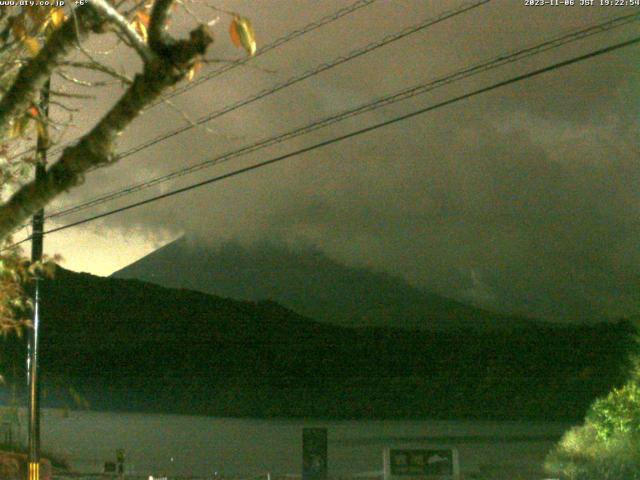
[28,0,640,322]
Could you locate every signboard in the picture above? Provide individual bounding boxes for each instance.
[302,428,327,480]
[383,447,459,480]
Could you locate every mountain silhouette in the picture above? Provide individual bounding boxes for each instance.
[0,266,629,421]
[112,237,534,331]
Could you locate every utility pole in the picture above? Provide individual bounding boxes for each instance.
[27,78,50,480]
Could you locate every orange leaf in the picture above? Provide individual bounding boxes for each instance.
[23,36,41,56]
[229,17,242,48]
[136,11,151,28]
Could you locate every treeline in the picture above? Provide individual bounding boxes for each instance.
[1,268,635,421]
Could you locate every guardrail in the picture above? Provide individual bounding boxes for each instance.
[51,473,383,480]
[51,474,558,480]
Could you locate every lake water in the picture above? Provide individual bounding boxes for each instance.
[18,409,575,479]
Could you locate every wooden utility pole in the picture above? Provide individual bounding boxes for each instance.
[27,78,49,480]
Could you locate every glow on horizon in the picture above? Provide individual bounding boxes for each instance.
[42,227,178,277]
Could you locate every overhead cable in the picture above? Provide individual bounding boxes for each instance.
[5,33,636,251]
[44,11,640,222]
[12,0,381,161]
[108,0,491,163]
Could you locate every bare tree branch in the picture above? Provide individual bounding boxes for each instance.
[49,89,96,99]
[0,5,105,140]
[149,0,174,51]
[0,17,213,240]
[88,0,155,63]
[163,97,223,139]
[56,67,129,88]
[49,99,79,112]
[56,70,107,88]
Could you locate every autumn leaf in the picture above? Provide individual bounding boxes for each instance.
[131,14,148,43]
[187,60,202,81]
[23,36,41,56]
[133,20,148,43]
[50,8,66,28]
[229,15,256,56]
[136,11,151,28]
[229,17,241,47]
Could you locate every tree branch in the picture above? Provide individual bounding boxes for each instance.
[0,5,105,140]
[0,21,213,240]
[88,0,155,63]
[58,61,133,86]
[148,0,174,51]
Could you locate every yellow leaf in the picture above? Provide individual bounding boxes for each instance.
[23,36,40,56]
[229,15,256,56]
[50,8,66,28]
[187,60,202,81]
[131,18,148,43]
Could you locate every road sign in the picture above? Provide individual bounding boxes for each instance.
[383,447,459,480]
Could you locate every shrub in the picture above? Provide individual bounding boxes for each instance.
[588,382,640,442]
[545,381,640,479]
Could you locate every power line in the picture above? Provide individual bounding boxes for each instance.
[150,0,381,106]
[12,0,381,161]
[43,11,640,222]
[6,33,636,251]
[12,0,494,235]
[90,0,492,165]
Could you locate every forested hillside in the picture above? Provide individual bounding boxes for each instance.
[0,267,633,421]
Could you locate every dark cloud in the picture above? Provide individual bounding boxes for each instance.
[47,1,640,322]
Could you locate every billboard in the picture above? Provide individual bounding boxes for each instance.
[383,447,459,480]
